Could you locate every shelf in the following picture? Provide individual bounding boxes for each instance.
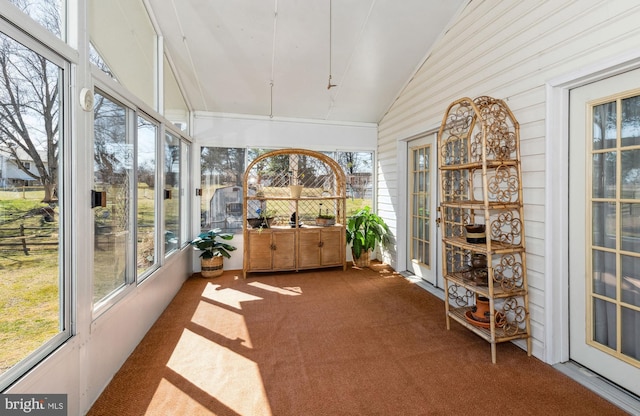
[243,148,347,277]
[247,196,342,201]
[445,272,527,298]
[442,236,525,253]
[439,159,519,170]
[448,306,530,343]
[438,96,531,363]
[439,200,521,210]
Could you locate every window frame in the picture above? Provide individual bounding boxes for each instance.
[0,18,72,392]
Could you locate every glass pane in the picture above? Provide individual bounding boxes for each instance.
[621,149,640,199]
[621,307,640,360]
[93,92,131,303]
[200,147,246,234]
[164,55,188,131]
[7,0,65,40]
[621,203,640,253]
[592,249,616,299]
[424,241,430,265]
[335,151,373,213]
[180,140,190,246]
[621,95,640,147]
[621,255,640,307]
[0,32,63,379]
[164,132,180,255]
[592,202,615,249]
[592,101,616,150]
[592,152,616,199]
[593,297,617,350]
[89,0,157,109]
[136,116,157,279]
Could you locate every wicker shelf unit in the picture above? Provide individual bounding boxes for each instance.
[242,149,347,277]
[437,96,531,363]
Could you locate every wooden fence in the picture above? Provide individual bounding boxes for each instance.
[0,225,58,255]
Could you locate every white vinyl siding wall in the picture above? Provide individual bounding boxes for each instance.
[377,0,640,362]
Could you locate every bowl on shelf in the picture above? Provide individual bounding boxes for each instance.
[465,224,486,243]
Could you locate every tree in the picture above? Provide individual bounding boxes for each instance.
[0,1,62,202]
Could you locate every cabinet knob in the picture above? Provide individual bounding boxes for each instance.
[318,241,324,247]
[271,244,276,250]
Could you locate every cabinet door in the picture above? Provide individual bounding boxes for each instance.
[248,231,273,270]
[299,229,321,268]
[272,230,296,270]
[320,227,343,266]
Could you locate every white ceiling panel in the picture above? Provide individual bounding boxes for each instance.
[146,0,467,123]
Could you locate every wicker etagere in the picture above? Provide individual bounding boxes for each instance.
[242,149,347,278]
[437,96,531,363]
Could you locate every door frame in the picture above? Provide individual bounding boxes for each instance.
[396,129,441,281]
[546,51,640,365]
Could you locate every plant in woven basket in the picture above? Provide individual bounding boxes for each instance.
[190,228,237,277]
[346,206,390,267]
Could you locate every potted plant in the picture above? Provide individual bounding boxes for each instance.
[189,228,237,278]
[315,203,336,226]
[345,206,390,268]
[247,208,276,229]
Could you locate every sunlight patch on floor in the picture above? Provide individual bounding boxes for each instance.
[248,281,302,296]
[166,328,272,416]
[202,282,263,309]
[192,299,253,348]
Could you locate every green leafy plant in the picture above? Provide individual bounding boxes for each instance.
[189,228,237,259]
[346,206,390,259]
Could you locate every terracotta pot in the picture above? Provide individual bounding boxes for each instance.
[472,295,491,322]
[201,256,223,278]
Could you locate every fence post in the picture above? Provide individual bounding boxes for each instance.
[20,224,29,255]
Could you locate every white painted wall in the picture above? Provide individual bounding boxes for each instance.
[377,0,640,364]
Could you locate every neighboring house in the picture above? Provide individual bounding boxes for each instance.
[0,149,43,188]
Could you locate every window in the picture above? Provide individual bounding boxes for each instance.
[334,151,373,214]
[88,0,157,110]
[136,115,158,281]
[0,26,69,390]
[180,139,190,246]
[92,90,133,306]
[164,131,180,255]
[199,147,374,234]
[7,0,65,41]
[200,147,246,233]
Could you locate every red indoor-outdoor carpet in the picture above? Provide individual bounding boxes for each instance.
[88,264,627,416]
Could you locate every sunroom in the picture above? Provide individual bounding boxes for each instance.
[0,0,639,414]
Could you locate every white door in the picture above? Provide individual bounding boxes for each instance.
[569,68,640,396]
[407,133,441,287]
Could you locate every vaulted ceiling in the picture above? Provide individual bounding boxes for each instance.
[145,0,466,124]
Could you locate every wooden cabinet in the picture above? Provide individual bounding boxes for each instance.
[437,96,531,363]
[247,229,296,271]
[298,227,344,269]
[243,149,347,277]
